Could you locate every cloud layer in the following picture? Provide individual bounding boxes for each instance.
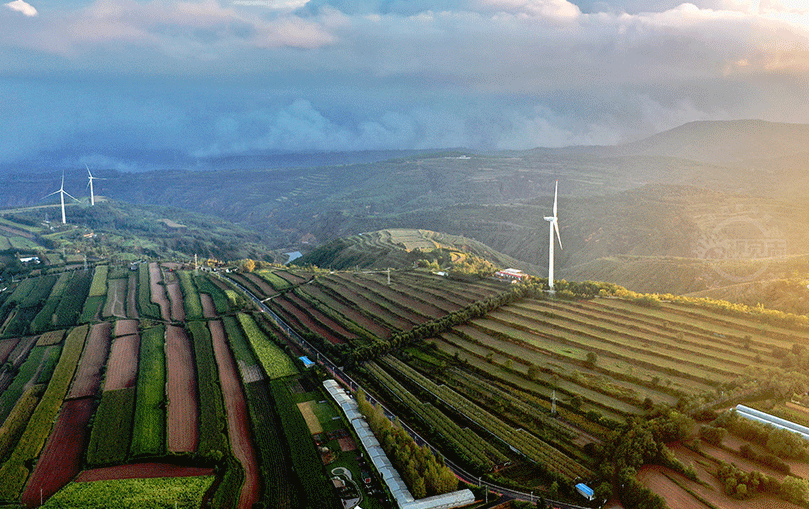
[2,0,809,168]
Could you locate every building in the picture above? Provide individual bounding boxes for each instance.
[494,268,528,282]
[575,483,594,501]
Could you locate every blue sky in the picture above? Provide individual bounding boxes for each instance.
[2,0,809,170]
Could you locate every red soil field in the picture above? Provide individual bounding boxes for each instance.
[75,463,214,482]
[299,285,391,339]
[0,337,20,364]
[229,273,265,297]
[285,292,356,342]
[336,274,444,320]
[127,273,139,318]
[319,278,414,329]
[209,320,260,509]
[68,322,112,399]
[274,296,345,345]
[114,319,139,337]
[201,293,217,318]
[104,333,140,391]
[148,262,171,322]
[21,398,94,507]
[274,270,307,284]
[165,324,199,453]
[243,273,275,296]
[162,267,186,322]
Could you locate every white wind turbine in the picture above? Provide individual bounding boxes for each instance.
[45,171,78,224]
[543,180,562,291]
[86,164,105,206]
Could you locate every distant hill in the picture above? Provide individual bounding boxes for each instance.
[295,228,539,274]
[614,119,809,166]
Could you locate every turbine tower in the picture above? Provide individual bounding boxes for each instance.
[543,180,562,291]
[45,171,78,224]
[86,164,105,206]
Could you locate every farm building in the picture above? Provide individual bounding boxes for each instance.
[323,379,475,509]
[735,404,809,441]
[575,483,595,501]
[494,268,528,282]
[299,356,316,369]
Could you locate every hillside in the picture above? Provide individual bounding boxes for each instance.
[295,228,540,274]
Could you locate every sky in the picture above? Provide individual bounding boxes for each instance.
[2,0,809,170]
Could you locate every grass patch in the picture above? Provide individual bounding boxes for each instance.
[42,476,215,509]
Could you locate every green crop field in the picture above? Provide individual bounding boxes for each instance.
[42,476,215,509]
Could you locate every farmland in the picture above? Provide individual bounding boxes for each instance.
[0,266,352,508]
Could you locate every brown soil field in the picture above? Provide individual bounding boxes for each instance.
[275,270,307,285]
[338,436,357,452]
[0,337,21,364]
[127,273,139,318]
[274,296,345,345]
[21,398,94,507]
[317,279,412,330]
[286,292,356,341]
[103,278,128,318]
[201,293,217,318]
[114,319,139,337]
[163,267,185,322]
[299,285,391,339]
[104,333,140,391]
[149,262,171,321]
[68,322,112,399]
[75,463,214,482]
[243,273,276,296]
[209,320,260,509]
[336,273,445,320]
[165,324,199,453]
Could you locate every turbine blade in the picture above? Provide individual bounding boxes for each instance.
[85,163,92,178]
[44,190,59,199]
[64,191,79,202]
[553,180,558,217]
[554,219,562,250]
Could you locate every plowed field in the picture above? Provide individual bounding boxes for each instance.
[68,322,111,399]
[165,325,199,453]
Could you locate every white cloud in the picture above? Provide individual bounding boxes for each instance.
[4,0,37,17]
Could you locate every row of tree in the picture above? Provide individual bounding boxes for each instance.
[356,390,458,499]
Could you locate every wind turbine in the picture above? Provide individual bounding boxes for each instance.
[86,164,105,206]
[543,180,562,291]
[45,171,78,224]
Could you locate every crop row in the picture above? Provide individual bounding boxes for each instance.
[41,476,214,509]
[237,313,297,380]
[269,379,340,509]
[333,273,444,320]
[527,299,773,363]
[380,356,592,482]
[315,277,413,330]
[270,295,346,346]
[256,270,292,291]
[513,301,756,371]
[0,385,42,466]
[243,381,298,509]
[285,292,355,342]
[178,271,204,320]
[297,285,389,339]
[445,327,648,412]
[131,325,166,458]
[86,388,135,467]
[194,274,231,315]
[137,264,161,320]
[364,361,506,470]
[89,265,108,297]
[0,325,88,500]
[187,321,228,459]
[0,346,49,424]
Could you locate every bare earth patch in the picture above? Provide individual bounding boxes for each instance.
[69,322,112,399]
[76,463,214,482]
[165,325,199,453]
[114,319,139,337]
[104,333,140,391]
[201,293,217,318]
[149,262,171,322]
